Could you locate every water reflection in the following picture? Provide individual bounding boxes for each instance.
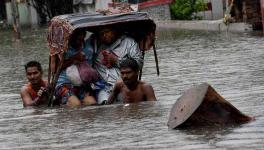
[0,28,263,149]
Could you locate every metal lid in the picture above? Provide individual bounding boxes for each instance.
[167,83,210,129]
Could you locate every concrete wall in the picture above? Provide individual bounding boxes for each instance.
[156,20,253,32]
[230,0,261,30]
[261,0,264,31]
[244,0,261,24]
[27,3,38,26]
[73,0,96,13]
[211,0,224,19]
[197,0,224,20]
[139,4,171,20]
[6,2,38,26]
[95,0,112,10]
[73,0,112,12]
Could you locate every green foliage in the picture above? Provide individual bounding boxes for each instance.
[170,0,207,20]
[194,0,207,12]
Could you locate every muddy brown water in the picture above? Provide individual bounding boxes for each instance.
[0,28,263,149]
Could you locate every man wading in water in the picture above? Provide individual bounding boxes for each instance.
[107,58,157,104]
[20,61,49,107]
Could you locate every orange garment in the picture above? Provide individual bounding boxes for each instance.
[25,80,46,100]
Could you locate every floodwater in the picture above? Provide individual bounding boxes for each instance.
[0,27,264,149]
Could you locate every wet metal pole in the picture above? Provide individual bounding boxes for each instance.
[11,0,21,40]
[153,43,159,76]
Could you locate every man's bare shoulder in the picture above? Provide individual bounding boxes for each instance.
[112,80,125,94]
[139,81,153,89]
[20,84,29,94]
[115,80,124,88]
[116,79,123,85]
[140,81,157,101]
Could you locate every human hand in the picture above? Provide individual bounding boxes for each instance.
[37,87,47,97]
[101,50,117,68]
[33,87,49,105]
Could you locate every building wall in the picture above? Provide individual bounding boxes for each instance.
[6,2,38,26]
[95,0,112,10]
[231,0,261,29]
[0,0,6,20]
[211,0,224,19]
[244,0,261,24]
[139,4,171,20]
[73,0,96,13]
[197,0,224,20]
[261,0,264,31]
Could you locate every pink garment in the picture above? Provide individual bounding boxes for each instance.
[77,62,99,84]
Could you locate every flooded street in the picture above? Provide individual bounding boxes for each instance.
[0,28,264,149]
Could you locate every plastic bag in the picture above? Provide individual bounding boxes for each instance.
[66,64,82,86]
[66,62,99,86]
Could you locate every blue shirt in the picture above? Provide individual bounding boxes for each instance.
[56,39,94,88]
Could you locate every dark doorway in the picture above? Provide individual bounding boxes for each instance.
[0,0,7,22]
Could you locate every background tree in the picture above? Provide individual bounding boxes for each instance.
[170,0,207,20]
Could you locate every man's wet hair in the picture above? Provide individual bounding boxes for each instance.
[25,61,42,72]
[120,58,139,72]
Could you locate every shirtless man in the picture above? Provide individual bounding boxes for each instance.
[20,61,49,107]
[107,58,157,104]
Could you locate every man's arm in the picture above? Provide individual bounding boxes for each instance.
[20,86,48,107]
[20,87,37,107]
[107,82,121,104]
[143,84,157,101]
